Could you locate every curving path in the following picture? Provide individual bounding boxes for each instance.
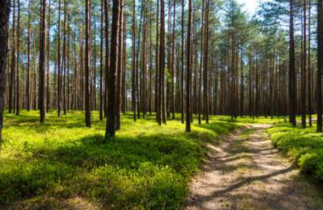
[185,124,323,210]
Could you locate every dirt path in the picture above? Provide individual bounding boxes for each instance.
[185,124,323,210]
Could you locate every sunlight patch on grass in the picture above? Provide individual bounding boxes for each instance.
[0,111,238,209]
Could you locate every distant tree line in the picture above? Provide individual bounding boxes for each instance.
[0,0,323,141]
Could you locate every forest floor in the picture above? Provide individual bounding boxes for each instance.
[1,111,240,210]
[185,124,323,210]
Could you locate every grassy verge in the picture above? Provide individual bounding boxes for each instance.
[268,124,323,181]
[0,111,237,210]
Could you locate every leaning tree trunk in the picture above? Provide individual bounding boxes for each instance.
[0,0,10,159]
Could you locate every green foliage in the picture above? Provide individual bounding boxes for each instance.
[268,124,323,181]
[0,111,237,209]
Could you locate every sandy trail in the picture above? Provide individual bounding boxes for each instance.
[185,124,323,210]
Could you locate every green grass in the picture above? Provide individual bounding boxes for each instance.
[268,123,323,181]
[0,111,237,210]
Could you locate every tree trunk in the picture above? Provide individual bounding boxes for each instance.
[106,0,121,138]
[46,0,51,112]
[33,34,37,110]
[142,4,146,118]
[63,0,68,115]
[16,0,20,116]
[116,2,124,130]
[186,0,192,132]
[149,12,153,115]
[204,0,209,123]
[308,0,312,126]
[171,0,175,120]
[27,5,31,111]
[39,0,47,123]
[132,0,136,121]
[156,0,160,124]
[317,0,323,132]
[104,0,110,117]
[100,0,104,120]
[198,0,204,124]
[289,0,297,126]
[85,0,91,127]
[240,50,244,117]
[301,0,307,128]
[122,23,127,113]
[160,0,166,125]
[181,0,184,124]
[9,0,15,114]
[57,0,62,117]
[0,0,10,159]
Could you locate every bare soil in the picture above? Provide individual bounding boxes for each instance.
[185,124,323,210]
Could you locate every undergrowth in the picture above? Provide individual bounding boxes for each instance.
[0,111,237,210]
[268,124,323,181]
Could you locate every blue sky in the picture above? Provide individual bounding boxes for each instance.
[236,0,264,15]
